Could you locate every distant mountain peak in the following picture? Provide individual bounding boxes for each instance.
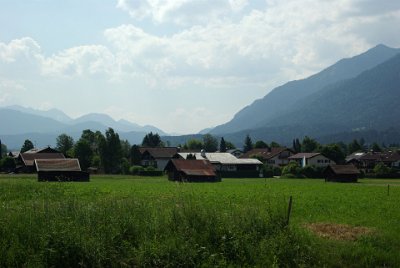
[210,44,400,135]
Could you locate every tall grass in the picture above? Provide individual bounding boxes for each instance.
[0,176,399,267]
[0,178,318,267]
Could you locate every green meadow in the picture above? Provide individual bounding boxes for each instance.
[0,175,399,267]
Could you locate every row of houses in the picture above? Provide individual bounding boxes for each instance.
[10,147,89,181]
[9,144,399,182]
[346,151,400,172]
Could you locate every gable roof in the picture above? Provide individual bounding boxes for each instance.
[24,147,61,154]
[241,147,292,160]
[288,153,322,160]
[165,159,216,176]
[139,147,178,158]
[325,164,360,175]
[35,159,81,172]
[20,152,66,166]
[177,152,262,165]
[359,151,400,162]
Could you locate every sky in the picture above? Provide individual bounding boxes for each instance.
[1,0,400,134]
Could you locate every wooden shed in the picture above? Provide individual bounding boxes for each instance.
[35,159,89,182]
[323,165,360,183]
[164,159,219,182]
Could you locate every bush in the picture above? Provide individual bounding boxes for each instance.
[281,162,303,178]
[373,162,391,177]
[130,165,144,175]
[273,166,282,176]
[0,157,16,172]
[262,164,274,178]
[301,165,324,178]
[120,158,130,175]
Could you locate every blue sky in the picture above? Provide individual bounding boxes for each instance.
[1,0,400,134]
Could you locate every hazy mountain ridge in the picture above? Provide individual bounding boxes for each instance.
[0,107,167,149]
[0,107,167,136]
[210,44,400,135]
[214,52,400,146]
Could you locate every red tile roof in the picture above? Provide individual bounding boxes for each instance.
[35,159,81,172]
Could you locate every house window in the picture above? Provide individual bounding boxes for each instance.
[268,160,275,164]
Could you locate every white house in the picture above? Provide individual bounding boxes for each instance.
[288,153,336,167]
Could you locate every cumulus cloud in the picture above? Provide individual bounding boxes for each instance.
[41,45,116,77]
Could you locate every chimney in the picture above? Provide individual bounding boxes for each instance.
[201,149,206,158]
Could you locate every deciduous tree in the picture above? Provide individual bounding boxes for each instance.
[56,134,74,157]
[203,134,218,152]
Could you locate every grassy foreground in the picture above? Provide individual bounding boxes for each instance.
[0,175,399,267]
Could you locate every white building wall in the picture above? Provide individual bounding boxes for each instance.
[307,155,335,167]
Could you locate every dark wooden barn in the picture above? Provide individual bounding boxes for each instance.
[35,159,89,182]
[164,159,219,182]
[17,147,65,173]
[323,165,360,183]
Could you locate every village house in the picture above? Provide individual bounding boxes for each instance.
[16,147,65,173]
[35,158,89,182]
[164,159,218,182]
[139,147,179,171]
[288,153,335,167]
[354,151,400,173]
[241,147,294,167]
[175,151,263,177]
[323,164,360,183]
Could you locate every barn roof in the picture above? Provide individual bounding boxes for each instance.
[241,147,291,160]
[35,159,82,172]
[165,159,216,176]
[20,152,65,166]
[177,152,262,165]
[139,147,178,158]
[325,165,360,175]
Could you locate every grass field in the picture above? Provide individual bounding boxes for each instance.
[0,175,399,267]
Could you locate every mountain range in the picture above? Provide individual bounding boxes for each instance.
[0,106,167,149]
[1,44,400,150]
[202,44,400,146]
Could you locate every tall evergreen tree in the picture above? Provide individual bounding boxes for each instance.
[99,128,122,174]
[243,134,253,153]
[73,139,93,171]
[130,144,142,165]
[142,132,162,147]
[219,137,227,152]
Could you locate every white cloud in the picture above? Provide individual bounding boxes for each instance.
[0,37,41,63]
[41,45,116,77]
